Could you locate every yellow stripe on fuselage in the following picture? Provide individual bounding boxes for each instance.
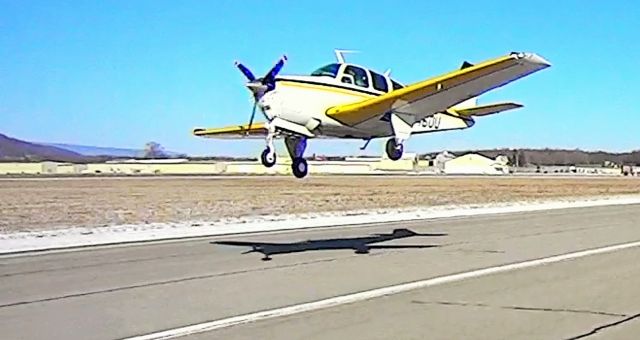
[277,80,375,99]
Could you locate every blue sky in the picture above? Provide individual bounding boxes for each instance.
[1,1,638,156]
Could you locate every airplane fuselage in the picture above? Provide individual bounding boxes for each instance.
[257,69,475,140]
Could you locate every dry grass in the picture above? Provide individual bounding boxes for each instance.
[1,176,639,232]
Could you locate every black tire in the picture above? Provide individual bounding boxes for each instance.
[260,148,276,168]
[385,138,403,161]
[291,158,308,178]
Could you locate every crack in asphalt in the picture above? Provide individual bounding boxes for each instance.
[565,312,640,339]
[0,256,341,309]
[0,252,205,278]
[449,249,505,254]
[411,300,628,317]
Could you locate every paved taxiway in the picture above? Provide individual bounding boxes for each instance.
[1,204,639,339]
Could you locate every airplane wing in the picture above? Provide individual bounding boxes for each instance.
[326,52,550,126]
[452,102,523,117]
[213,240,283,247]
[193,122,268,139]
[368,245,438,250]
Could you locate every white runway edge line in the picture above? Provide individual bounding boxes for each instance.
[3,195,640,254]
[124,240,640,340]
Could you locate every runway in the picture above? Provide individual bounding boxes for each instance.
[1,204,640,339]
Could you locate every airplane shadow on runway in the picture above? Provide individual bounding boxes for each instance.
[211,228,446,261]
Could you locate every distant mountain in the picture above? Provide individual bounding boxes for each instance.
[0,133,89,162]
[47,143,185,158]
[47,143,143,157]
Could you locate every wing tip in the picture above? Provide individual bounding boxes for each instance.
[193,128,207,136]
[510,51,552,67]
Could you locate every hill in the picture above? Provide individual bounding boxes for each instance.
[46,143,143,157]
[0,133,89,162]
[46,143,185,158]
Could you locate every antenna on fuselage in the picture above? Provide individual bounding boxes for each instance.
[383,69,391,76]
[334,49,359,64]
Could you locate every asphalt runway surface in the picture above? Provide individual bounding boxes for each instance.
[1,204,640,339]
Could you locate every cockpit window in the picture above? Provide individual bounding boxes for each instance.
[370,71,388,92]
[344,65,369,88]
[310,64,340,78]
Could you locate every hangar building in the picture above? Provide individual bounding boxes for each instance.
[443,153,509,175]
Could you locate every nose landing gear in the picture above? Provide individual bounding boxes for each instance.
[260,127,277,167]
[260,147,277,167]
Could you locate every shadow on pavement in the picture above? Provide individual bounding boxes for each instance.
[212,228,446,261]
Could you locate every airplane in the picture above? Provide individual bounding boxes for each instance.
[213,228,445,261]
[193,50,551,178]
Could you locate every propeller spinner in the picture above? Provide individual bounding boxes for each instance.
[234,55,287,134]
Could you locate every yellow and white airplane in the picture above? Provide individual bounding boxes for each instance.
[193,51,550,178]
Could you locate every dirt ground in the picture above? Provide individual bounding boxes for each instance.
[1,176,639,232]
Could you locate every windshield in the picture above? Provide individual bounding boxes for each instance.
[310,63,340,78]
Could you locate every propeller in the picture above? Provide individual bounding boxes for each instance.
[234,55,287,134]
[241,246,260,254]
[247,101,258,136]
[235,62,256,81]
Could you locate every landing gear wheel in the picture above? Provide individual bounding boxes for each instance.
[385,138,404,161]
[291,157,308,179]
[354,245,370,254]
[260,148,276,168]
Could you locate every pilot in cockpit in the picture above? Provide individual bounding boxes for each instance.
[343,67,369,87]
[342,67,355,85]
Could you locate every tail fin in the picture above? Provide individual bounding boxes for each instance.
[460,61,474,69]
[392,228,417,237]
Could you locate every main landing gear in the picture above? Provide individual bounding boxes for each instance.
[285,136,308,179]
[291,157,308,179]
[385,138,404,161]
[386,112,410,161]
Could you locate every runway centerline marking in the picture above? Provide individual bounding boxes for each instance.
[123,240,640,340]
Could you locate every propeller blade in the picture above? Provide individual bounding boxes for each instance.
[242,245,261,254]
[246,101,258,135]
[235,61,256,81]
[263,55,287,83]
